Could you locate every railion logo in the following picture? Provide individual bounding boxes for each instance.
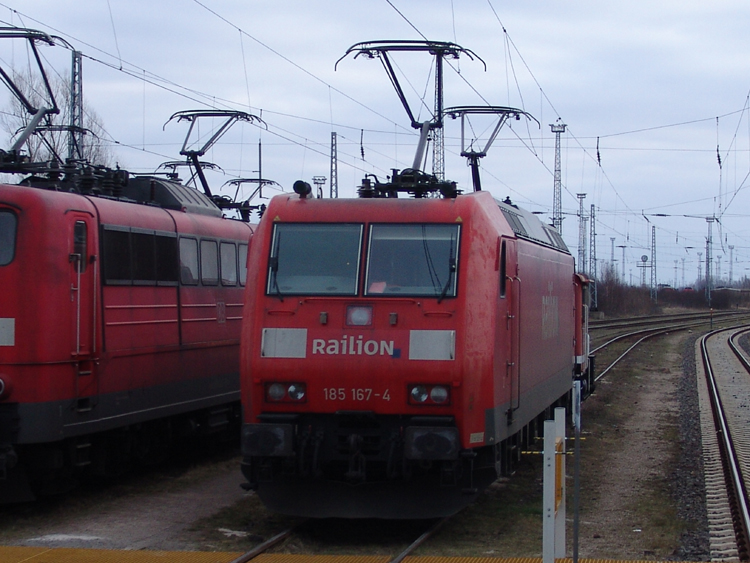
[311,335,400,358]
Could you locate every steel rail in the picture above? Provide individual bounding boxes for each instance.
[226,514,449,563]
[728,327,750,371]
[701,329,750,560]
[592,318,715,381]
[388,517,449,563]
[592,314,750,383]
[227,522,305,563]
[590,310,746,331]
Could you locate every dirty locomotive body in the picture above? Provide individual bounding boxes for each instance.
[0,175,253,500]
[240,186,590,518]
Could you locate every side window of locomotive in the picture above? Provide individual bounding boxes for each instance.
[220,242,237,286]
[179,237,199,285]
[0,210,17,266]
[267,223,363,296]
[155,233,178,284]
[132,230,156,284]
[102,227,178,285]
[102,227,131,284]
[200,239,219,286]
[365,224,460,298]
[239,243,248,286]
[73,221,87,273]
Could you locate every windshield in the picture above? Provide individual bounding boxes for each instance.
[0,210,17,266]
[365,224,459,298]
[267,223,363,296]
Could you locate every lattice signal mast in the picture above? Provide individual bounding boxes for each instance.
[550,120,566,234]
[68,50,83,162]
[330,132,338,198]
[650,225,657,302]
[589,203,598,309]
[705,217,714,304]
[577,193,587,274]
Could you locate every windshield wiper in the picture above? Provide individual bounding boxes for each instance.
[269,255,284,302]
[437,233,456,303]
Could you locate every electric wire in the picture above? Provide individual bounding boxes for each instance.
[4,1,750,281]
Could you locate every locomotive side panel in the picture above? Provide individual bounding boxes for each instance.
[172,211,249,347]
[484,243,575,444]
[454,197,511,450]
[513,239,575,422]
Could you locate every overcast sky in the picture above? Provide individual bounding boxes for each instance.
[2,0,750,287]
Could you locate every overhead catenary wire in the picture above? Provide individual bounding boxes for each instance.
[3,1,750,280]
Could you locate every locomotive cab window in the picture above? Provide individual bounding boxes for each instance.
[365,224,460,298]
[0,210,17,266]
[267,223,363,296]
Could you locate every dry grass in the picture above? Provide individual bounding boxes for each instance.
[576,334,686,559]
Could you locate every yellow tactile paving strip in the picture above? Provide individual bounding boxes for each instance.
[0,548,699,563]
[0,546,239,563]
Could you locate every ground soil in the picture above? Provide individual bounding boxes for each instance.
[0,329,710,560]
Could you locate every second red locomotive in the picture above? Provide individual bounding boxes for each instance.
[0,174,253,501]
[239,176,591,518]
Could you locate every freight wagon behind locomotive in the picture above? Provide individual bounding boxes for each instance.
[239,175,591,518]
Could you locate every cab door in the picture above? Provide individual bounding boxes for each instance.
[501,237,520,425]
[68,211,98,411]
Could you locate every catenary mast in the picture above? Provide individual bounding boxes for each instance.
[551,120,566,234]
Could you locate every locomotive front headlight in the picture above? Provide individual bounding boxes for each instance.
[430,385,449,404]
[346,305,373,326]
[287,383,306,401]
[410,385,428,403]
[267,383,286,401]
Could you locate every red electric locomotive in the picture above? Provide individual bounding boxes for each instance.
[0,28,265,500]
[239,173,591,518]
[0,171,254,501]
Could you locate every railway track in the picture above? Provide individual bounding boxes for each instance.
[591,311,750,380]
[699,326,750,561]
[228,517,450,563]
[589,309,745,331]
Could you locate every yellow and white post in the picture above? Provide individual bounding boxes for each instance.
[543,406,566,563]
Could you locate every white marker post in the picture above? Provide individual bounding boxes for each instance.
[573,380,582,563]
[543,407,566,563]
